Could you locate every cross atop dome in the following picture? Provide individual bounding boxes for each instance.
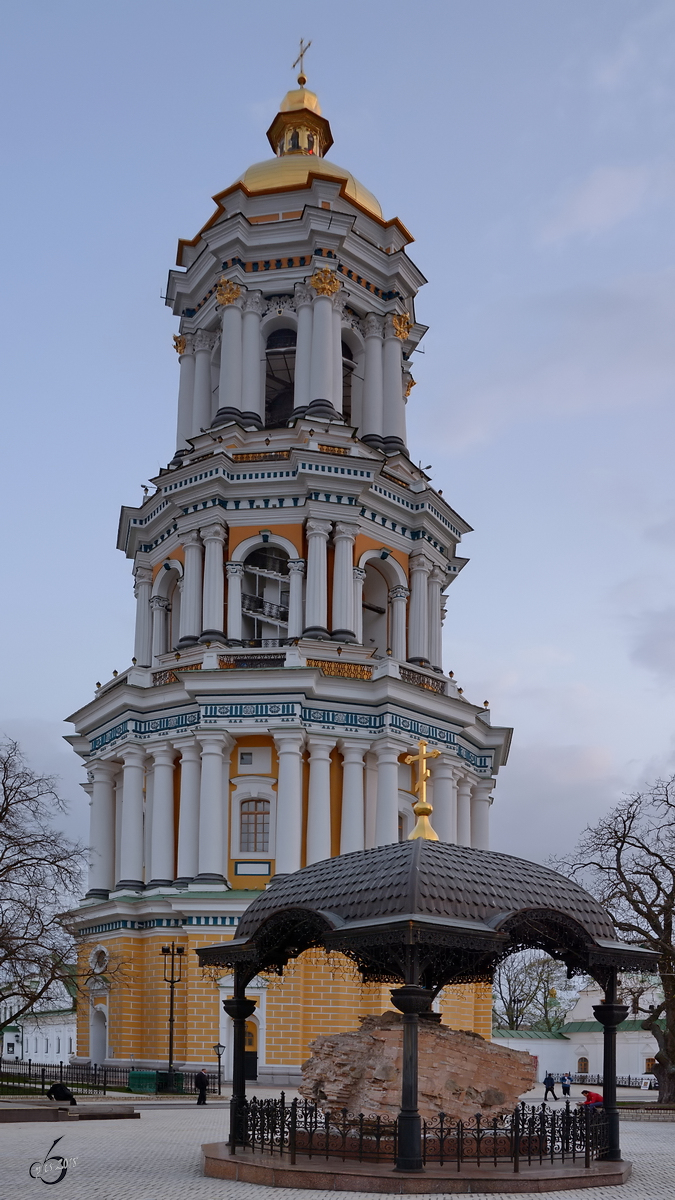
[267,42,333,159]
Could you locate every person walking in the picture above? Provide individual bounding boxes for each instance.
[195,1068,209,1105]
[561,1072,572,1098]
[543,1072,558,1102]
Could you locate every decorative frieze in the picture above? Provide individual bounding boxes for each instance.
[306,659,373,680]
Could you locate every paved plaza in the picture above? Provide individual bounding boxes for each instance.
[0,1108,672,1200]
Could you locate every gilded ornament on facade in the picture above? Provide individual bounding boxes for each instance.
[309,267,341,296]
[306,658,373,680]
[216,276,242,306]
[392,313,413,340]
[173,334,186,355]
[404,377,416,398]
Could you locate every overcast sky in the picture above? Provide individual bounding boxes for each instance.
[1,0,673,862]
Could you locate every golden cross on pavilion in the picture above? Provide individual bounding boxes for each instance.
[405,739,441,841]
[292,38,312,86]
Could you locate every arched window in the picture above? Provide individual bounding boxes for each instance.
[341,341,354,425]
[577,1056,589,1074]
[645,1057,656,1074]
[241,546,290,645]
[240,799,270,852]
[362,562,389,656]
[265,329,297,428]
[289,129,300,151]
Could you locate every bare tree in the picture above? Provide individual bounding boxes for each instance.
[0,739,86,1034]
[493,950,578,1031]
[554,777,675,1102]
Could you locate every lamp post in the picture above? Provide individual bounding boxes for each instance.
[213,1042,226,1095]
[160,942,184,1092]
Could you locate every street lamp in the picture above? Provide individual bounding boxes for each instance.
[213,1042,226,1095]
[160,943,184,1092]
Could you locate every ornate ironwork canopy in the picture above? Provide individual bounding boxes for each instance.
[197,840,657,992]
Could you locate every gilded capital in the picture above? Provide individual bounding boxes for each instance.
[216,276,242,307]
[173,334,187,355]
[404,377,416,398]
[392,313,413,341]
[309,267,341,297]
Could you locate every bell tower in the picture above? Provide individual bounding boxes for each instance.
[66,70,513,1078]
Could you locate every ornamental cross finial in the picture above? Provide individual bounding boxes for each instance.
[293,37,312,86]
[404,738,441,841]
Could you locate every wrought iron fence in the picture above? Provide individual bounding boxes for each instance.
[552,1072,654,1088]
[0,1059,218,1096]
[230,1096,608,1173]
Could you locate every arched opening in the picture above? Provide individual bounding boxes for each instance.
[241,545,290,644]
[90,1007,107,1065]
[362,562,389,656]
[240,799,270,853]
[265,328,296,428]
[341,341,355,425]
[577,1056,589,1075]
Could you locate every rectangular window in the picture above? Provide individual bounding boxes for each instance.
[68,1037,73,1054]
[56,1038,61,1054]
[240,799,270,852]
[239,752,253,766]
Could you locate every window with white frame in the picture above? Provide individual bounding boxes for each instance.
[240,800,270,853]
[68,1037,73,1054]
[56,1037,61,1054]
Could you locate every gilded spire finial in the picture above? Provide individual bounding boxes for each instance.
[405,739,441,841]
[292,37,312,87]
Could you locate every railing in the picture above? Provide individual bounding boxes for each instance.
[552,1072,655,1088]
[0,1059,218,1096]
[241,593,289,622]
[230,1097,608,1173]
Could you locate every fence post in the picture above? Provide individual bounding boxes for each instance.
[584,1106,591,1170]
[41,1067,45,1095]
[513,1106,520,1174]
[290,1097,297,1166]
[103,1068,107,1096]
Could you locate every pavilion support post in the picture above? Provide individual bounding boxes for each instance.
[222,969,256,1148]
[593,968,628,1162]
[391,984,433,1171]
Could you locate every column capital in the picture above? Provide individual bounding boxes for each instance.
[333,521,358,541]
[338,738,368,759]
[389,584,409,600]
[242,289,264,315]
[288,558,306,576]
[121,744,146,766]
[193,328,218,353]
[374,738,404,762]
[295,281,314,307]
[150,594,170,612]
[133,564,153,587]
[272,728,306,751]
[89,760,116,783]
[173,333,194,356]
[172,736,201,758]
[305,518,332,540]
[391,312,413,341]
[309,266,341,296]
[216,277,244,307]
[363,312,384,338]
[182,527,203,547]
[472,778,494,802]
[353,566,367,583]
[431,753,460,777]
[428,565,447,586]
[306,734,337,755]
[226,560,245,578]
[331,291,347,314]
[198,729,234,751]
[409,551,434,575]
[146,742,177,764]
[200,521,227,544]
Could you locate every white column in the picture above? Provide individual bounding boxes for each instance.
[148,744,176,887]
[117,746,146,889]
[293,284,313,412]
[306,736,335,864]
[87,762,116,897]
[174,334,195,450]
[382,314,406,448]
[192,329,216,434]
[133,565,153,667]
[374,740,401,847]
[196,732,232,882]
[427,566,445,671]
[456,775,472,847]
[241,291,264,424]
[150,595,171,664]
[218,293,244,416]
[332,295,344,415]
[353,567,366,644]
[361,314,384,442]
[471,779,493,850]
[303,519,331,637]
[407,553,432,663]
[174,738,201,884]
[339,740,366,854]
[389,585,409,661]
[226,561,244,641]
[178,530,203,645]
[273,730,305,874]
[287,559,305,638]
[309,293,334,406]
[431,756,458,844]
[331,522,357,641]
[200,521,226,641]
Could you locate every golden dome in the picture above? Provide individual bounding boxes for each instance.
[279,86,322,115]
[237,155,383,220]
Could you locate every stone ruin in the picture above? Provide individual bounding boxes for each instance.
[300,1012,535,1123]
